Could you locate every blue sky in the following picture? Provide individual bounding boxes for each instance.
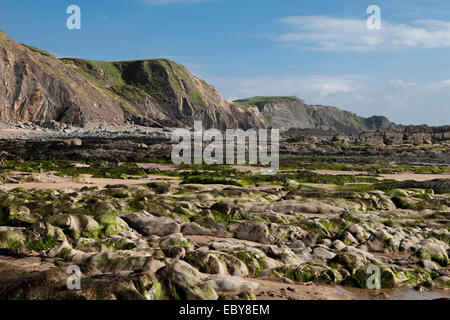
[1,0,449,125]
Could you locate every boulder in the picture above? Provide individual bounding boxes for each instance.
[415,242,448,267]
[121,211,180,237]
[94,214,129,237]
[0,227,26,253]
[184,249,248,276]
[156,260,218,300]
[328,251,367,274]
[0,205,41,226]
[47,214,101,240]
[181,222,213,236]
[234,221,274,244]
[150,233,193,249]
[312,247,336,261]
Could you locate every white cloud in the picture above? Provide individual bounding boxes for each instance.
[198,72,450,126]
[389,79,406,86]
[200,73,365,104]
[275,16,450,52]
[143,0,212,5]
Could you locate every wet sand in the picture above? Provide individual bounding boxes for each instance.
[337,286,449,300]
[379,173,450,181]
[313,170,369,176]
[252,279,352,300]
[313,169,450,182]
[0,173,180,191]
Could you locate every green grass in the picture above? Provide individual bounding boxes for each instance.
[182,174,243,187]
[177,163,381,188]
[231,96,299,109]
[25,237,59,251]
[0,160,171,180]
[189,90,206,109]
[280,156,450,174]
[22,44,54,58]
[0,30,8,41]
[340,112,368,131]
[284,266,319,283]
[0,232,23,253]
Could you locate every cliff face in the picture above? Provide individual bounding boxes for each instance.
[0,30,265,129]
[61,58,266,129]
[231,97,397,135]
[0,31,128,126]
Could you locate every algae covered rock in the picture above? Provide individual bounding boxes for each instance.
[94,214,129,237]
[414,241,449,267]
[234,221,274,244]
[82,249,163,274]
[0,205,41,226]
[0,226,26,253]
[342,265,398,289]
[24,222,67,251]
[56,273,164,300]
[268,263,343,284]
[328,250,367,274]
[150,233,193,249]
[47,214,101,240]
[183,249,249,276]
[156,260,218,300]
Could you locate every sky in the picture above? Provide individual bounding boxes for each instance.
[0,0,449,125]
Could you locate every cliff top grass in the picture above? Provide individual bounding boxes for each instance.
[61,58,190,89]
[21,44,55,58]
[0,30,16,50]
[340,112,370,131]
[232,96,300,109]
[0,30,8,41]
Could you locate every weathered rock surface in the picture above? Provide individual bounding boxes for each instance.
[121,211,180,237]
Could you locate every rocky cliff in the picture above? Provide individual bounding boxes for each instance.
[231,96,398,135]
[0,30,265,130]
[0,32,121,125]
[60,58,266,129]
[358,125,450,146]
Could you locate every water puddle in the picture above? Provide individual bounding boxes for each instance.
[336,285,449,300]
